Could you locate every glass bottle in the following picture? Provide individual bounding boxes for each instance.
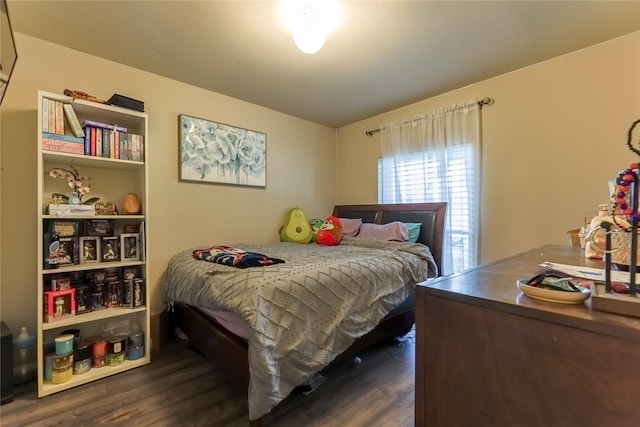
[13,326,36,385]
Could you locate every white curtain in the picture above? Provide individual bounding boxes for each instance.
[379,99,482,275]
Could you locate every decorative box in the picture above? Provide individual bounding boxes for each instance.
[75,284,92,314]
[48,274,72,291]
[107,280,121,307]
[92,283,108,311]
[122,278,145,308]
[84,219,113,236]
[48,220,79,237]
[48,204,96,217]
[44,289,76,323]
[121,280,133,308]
[132,278,145,308]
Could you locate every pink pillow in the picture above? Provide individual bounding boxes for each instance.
[339,218,363,237]
[358,222,409,242]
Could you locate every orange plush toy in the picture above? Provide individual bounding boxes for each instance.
[316,216,343,246]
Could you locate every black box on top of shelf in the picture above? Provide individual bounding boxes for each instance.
[107,94,144,112]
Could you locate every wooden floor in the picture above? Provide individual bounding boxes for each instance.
[1,329,416,427]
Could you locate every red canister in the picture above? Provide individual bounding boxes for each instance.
[92,338,107,367]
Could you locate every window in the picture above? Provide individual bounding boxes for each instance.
[378,142,478,274]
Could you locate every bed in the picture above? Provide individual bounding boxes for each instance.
[161,202,446,426]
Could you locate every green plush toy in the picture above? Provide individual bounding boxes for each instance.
[309,218,324,242]
[280,207,313,244]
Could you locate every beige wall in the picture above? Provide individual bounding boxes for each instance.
[337,32,640,265]
[0,34,337,334]
[3,31,639,335]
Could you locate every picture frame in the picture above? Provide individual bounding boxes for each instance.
[79,236,100,264]
[57,237,78,266]
[101,236,120,262]
[179,114,266,188]
[120,233,140,261]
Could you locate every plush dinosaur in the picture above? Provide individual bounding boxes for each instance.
[316,216,343,246]
[309,218,324,242]
[280,207,313,244]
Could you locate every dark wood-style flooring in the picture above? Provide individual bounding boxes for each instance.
[1,329,416,426]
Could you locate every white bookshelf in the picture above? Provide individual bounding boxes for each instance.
[36,90,150,397]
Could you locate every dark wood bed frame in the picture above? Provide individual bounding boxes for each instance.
[170,202,446,426]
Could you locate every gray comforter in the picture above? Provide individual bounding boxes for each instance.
[161,237,437,420]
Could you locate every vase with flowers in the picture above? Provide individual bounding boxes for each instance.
[48,166,99,205]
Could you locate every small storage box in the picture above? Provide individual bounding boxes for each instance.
[44,289,76,323]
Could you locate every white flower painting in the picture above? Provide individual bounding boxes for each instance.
[179,115,266,187]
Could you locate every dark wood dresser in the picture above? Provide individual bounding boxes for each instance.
[415,245,640,427]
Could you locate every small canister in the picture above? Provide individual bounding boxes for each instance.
[127,331,144,348]
[107,336,126,366]
[51,365,72,384]
[126,345,144,361]
[73,342,92,375]
[52,352,73,370]
[54,334,74,355]
[44,352,55,382]
[92,338,108,368]
[61,329,81,348]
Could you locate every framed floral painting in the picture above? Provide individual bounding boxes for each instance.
[179,114,266,188]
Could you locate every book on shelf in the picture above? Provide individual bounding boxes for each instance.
[89,127,97,156]
[95,127,103,157]
[81,119,127,133]
[48,100,56,134]
[42,138,84,155]
[62,103,85,138]
[104,128,113,158]
[54,101,65,135]
[138,134,145,162]
[42,98,49,132]
[114,131,120,160]
[84,128,91,155]
[42,132,84,143]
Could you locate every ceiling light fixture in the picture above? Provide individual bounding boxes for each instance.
[280,0,341,54]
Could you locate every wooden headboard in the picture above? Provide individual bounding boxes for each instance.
[333,202,447,276]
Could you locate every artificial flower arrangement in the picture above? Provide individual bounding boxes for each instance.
[48,166,99,205]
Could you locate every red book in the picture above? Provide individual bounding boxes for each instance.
[90,127,97,156]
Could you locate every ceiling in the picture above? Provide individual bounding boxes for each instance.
[7,1,640,128]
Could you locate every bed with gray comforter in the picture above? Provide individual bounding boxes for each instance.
[161,237,437,420]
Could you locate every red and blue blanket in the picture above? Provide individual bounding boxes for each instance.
[192,245,285,268]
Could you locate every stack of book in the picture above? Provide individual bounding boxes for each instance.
[82,120,144,161]
[41,98,85,155]
[41,97,144,161]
